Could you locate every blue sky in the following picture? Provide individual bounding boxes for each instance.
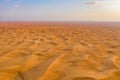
[0,0,120,21]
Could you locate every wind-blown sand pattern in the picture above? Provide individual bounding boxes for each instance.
[0,22,120,80]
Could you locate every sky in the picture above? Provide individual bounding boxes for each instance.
[0,0,120,22]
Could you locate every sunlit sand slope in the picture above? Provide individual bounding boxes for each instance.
[0,23,120,80]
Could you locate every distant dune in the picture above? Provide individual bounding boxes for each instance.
[0,22,120,80]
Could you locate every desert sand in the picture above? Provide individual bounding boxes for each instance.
[0,22,120,80]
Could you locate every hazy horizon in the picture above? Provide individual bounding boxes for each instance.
[0,0,120,22]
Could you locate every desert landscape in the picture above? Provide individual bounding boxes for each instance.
[0,22,120,80]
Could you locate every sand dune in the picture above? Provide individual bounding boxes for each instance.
[0,22,120,80]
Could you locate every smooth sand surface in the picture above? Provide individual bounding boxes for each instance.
[0,22,120,80]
